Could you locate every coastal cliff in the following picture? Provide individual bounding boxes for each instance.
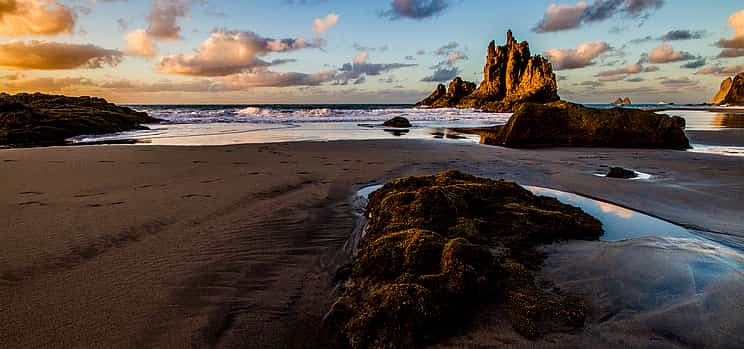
[416,31,559,112]
[0,93,158,146]
[712,72,744,105]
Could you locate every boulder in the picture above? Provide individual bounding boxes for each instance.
[474,101,690,150]
[382,116,412,128]
[712,72,744,105]
[0,93,158,146]
[416,31,559,112]
[328,170,603,348]
[606,167,637,179]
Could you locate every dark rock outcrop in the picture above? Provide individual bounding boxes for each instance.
[326,170,603,348]
[382,116,412,128]
[0,93,158,146]
[606,167,637,179]
[472,101,690,150]
[416,31,559,112]
[712,72,744,105]
[612,97,632,105]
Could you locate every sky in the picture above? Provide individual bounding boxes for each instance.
[0,0,743,104]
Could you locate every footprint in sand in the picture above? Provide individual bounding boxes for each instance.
[139,161,160,165]
[182,194,213,199]
[19,191,44,195]
[74,192,105,198]
[200,179,221,184]
[98,160,116,163]
[87,202,125,208]
[17,201,47,207]
[2,159,18,162]
[192,160,208,164]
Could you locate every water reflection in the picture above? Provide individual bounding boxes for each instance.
[526,186,696,241]
[663,110,744,130]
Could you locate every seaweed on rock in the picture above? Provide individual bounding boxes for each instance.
[326,170,603,348]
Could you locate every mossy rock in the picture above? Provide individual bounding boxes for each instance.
[332,170,603,348]
[345,283,440,348]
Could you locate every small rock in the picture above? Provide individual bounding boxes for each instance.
[382,116,411,128]
[606,167,637,179]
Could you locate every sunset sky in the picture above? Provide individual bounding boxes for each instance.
[1,0,743,104]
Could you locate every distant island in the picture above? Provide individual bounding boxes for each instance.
[612,97,632,105]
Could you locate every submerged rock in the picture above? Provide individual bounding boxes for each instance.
[606,167,637,179]
[382,116,412,128]
[328,170,603,348]
[712,72,744,105]
[415,31,559,112]
[473,101,690,150]
[0,93,158,146]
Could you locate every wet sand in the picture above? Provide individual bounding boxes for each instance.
[2,140,744,348]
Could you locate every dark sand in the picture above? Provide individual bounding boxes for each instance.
[2,140,743,348]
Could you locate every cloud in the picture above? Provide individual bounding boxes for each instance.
[695,64,744,76]
[155,30,322,76]
[596,63,658,78]
[534,0,663,33]
[146,0,197,40]
[718,48,744,58]
[447,51,467,63]
[124,29,156,58]
[0,40,122,69]
[680,57,706,69]
[222,68,338,87]
[421,66,459,82]
[644,44,694,63]
[544,41,610,70]
[658,76,697,87]
[353,51,369,64]
[658,29,705,41]
[312,13,339,34]
[716,9,744,49]
[381,0,449,20]
[434,41,458,55]
[0,0,77,36]
[533,3,588,32]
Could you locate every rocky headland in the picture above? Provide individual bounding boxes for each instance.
[415,31,559,112]
[712,72,744,105]
[465,101,690,149]
[0,93,157,146]
[324,170,603,348]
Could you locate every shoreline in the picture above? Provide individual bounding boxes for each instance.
[2,139,744,347]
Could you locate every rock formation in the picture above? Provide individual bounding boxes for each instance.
[712,72,744,105]
[324,170,603,348]
[416,31,559,112]
[470,101,690,150]
[0,93,158,146]
[612,97,632,105]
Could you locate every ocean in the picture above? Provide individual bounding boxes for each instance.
[67,104,744,156]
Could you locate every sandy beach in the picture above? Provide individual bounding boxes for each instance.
[2,140,743,348]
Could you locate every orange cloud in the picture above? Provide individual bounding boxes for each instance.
[155,30,322,76]
[0,0,76,37]
[124,29,156,58]
[0,40,122,69]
